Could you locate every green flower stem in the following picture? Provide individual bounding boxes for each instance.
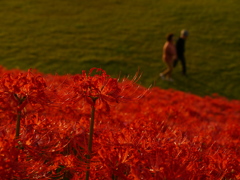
[85,97,97,180]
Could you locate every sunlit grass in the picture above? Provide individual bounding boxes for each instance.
[0,0,239,99]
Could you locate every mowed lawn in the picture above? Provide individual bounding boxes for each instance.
[0,0,239,99]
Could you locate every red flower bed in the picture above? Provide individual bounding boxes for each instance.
[0,66,239,180]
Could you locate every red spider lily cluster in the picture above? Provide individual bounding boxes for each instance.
[0,65,239,180]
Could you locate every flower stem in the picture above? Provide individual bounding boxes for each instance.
[85,98,97,180]
[15,110,21,139]
[14,94,25,139]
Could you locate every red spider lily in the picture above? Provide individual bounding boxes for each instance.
[96,146,133,180]
[0,69,49,109]
[0,66,240,179]
[65,68,148,110]
[0,69,50,139]
[68,68,121,107]
[59,68,147,179]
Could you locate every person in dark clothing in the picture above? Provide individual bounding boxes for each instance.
[174,30,189,75]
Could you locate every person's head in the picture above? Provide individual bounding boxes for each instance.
[166,33,174,42]
[180,29,189,39]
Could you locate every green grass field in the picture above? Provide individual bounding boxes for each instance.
[0,0,239,99]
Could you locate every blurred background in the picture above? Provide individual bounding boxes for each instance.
[0,0,239,99]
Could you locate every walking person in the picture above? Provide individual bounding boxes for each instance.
[160,33,177,81]
[174,29,189,76]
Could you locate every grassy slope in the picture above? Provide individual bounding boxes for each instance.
[0,0,239,99]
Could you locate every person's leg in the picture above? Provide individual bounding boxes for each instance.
[160,61,171,77]
[162,61,173,79]
[173,59,178,67]
[161,67,170,77]
[180,56,186,75]
[166,61,173,79]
